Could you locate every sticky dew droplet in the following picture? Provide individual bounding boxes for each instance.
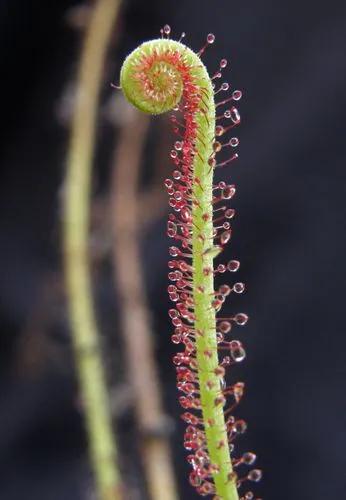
[247,469,262,482]
[179,32,186,42]
[233,282,245,294]
[222,185,236,199]
[219,284,231,296]
[220,230,231,245]
[234,313,249,326]
[163,24,171,36]
[233,419,247,434]
[230,106,241,123]
[217,264,226,273]
[230,347,246,363]
[232,90,242,101]
[172,170,181,180]
[227,259,240,271]
[169,246,180,257]
[219,321,232,334]
[230,341,246,362]
[229,137,239,147]
[242,452,257,465]
[225,209,236,219]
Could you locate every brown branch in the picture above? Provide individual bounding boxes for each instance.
[110,106,178,500]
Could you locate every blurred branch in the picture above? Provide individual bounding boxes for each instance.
[63,1,122,499]
[110,107,178,500]
[137,116,172,225]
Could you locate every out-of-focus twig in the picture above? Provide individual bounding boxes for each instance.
[111,106,178,500]
[137,116,172,225]
[63,1,121,499]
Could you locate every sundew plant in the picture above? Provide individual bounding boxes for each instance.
[119,26,261,500]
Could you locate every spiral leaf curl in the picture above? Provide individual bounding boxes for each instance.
[120,34,260,500]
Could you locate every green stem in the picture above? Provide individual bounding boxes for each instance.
[192,80,239,500]
[120,38,239,499]
[63,1,121,499]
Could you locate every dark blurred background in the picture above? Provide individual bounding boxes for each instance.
[1,1,346,499]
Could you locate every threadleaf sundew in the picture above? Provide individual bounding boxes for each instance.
[119,26,261,500]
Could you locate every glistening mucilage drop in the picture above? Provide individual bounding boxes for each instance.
[119,30,260,499]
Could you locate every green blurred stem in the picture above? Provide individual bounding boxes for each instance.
[63,0,121,499]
